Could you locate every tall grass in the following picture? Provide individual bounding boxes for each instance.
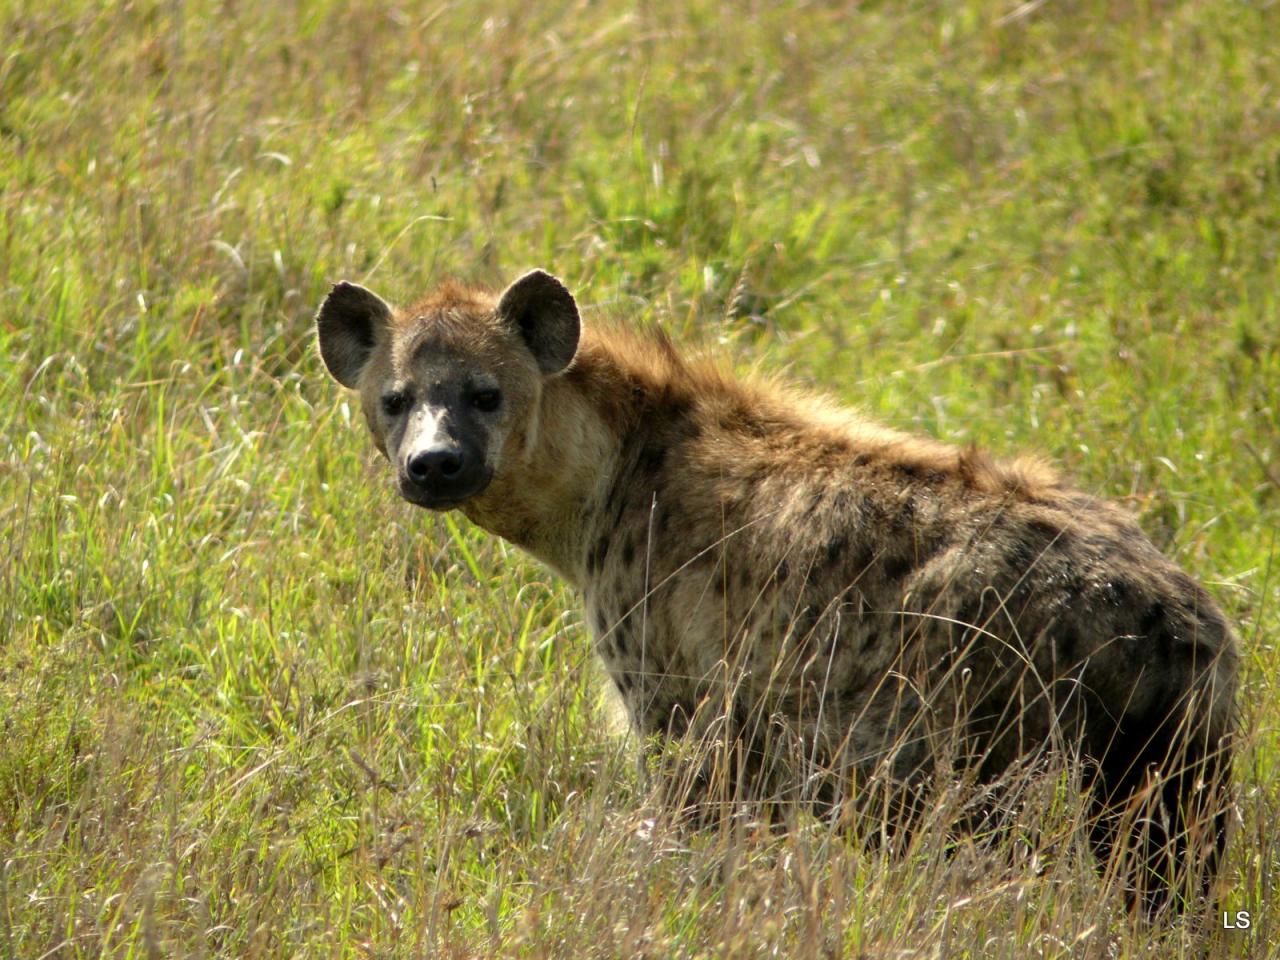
[1,0,1277,956]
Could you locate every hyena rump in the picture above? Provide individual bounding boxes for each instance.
[315,269,1237,916]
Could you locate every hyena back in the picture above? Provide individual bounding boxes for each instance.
[316,269,1238,918]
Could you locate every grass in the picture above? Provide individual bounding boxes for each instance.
[2,0,1278,955]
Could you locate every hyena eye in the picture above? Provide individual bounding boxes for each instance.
[471,388,501,412]
[381,391,411,417]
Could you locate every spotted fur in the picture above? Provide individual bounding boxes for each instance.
[316,269,1238,918]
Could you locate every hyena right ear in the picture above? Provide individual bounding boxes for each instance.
[315,282,393,388]
[496,270,581,375]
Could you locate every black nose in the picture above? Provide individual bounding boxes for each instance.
[406,447,464,485]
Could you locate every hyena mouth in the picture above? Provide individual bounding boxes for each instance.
[396,471,492,511]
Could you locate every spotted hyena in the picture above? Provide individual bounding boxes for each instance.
[315,269,1237,916]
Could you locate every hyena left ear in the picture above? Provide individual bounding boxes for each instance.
[315,282,393,389]
[496,270,581,375]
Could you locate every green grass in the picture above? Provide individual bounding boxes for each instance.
[2,0,1278,956]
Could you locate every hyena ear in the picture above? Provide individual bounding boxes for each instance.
[496,270,581,375]
[315,282,393,388]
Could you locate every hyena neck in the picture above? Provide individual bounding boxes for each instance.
[461,326,702,585]
[460,355,627,584]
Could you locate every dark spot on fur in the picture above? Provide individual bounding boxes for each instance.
[588,533,611,573]
[604,478,625,513]
[850,542,876,574]
[657,506,672,535]
[1028,518,1068,546]
[614,671,635,695]
[883,553,914,581]
[1138,600,1165,638]
[892,497,916,529]
[825,535,847,567]
[1003,537,1040,577]
[794,604,820,638]
[1140,601,1179,656]
[776,560,790,582]
[665,391,694,418]
[1058,628,1080,667]
[621,539,636,568]
[860,630,880,652]
[955,599,990,636]
[610,499,629,531]
[1100,578,1131,606]
[640,445,666,475]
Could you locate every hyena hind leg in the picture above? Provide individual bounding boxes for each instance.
[1088,724,1233,921]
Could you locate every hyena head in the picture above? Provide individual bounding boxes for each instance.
[315,269,580,511]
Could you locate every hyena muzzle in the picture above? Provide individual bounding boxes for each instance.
[315,268,1239,918]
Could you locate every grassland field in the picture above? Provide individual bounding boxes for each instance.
[2,1,1279,956]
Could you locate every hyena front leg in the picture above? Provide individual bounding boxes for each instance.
[635,691,804,829]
